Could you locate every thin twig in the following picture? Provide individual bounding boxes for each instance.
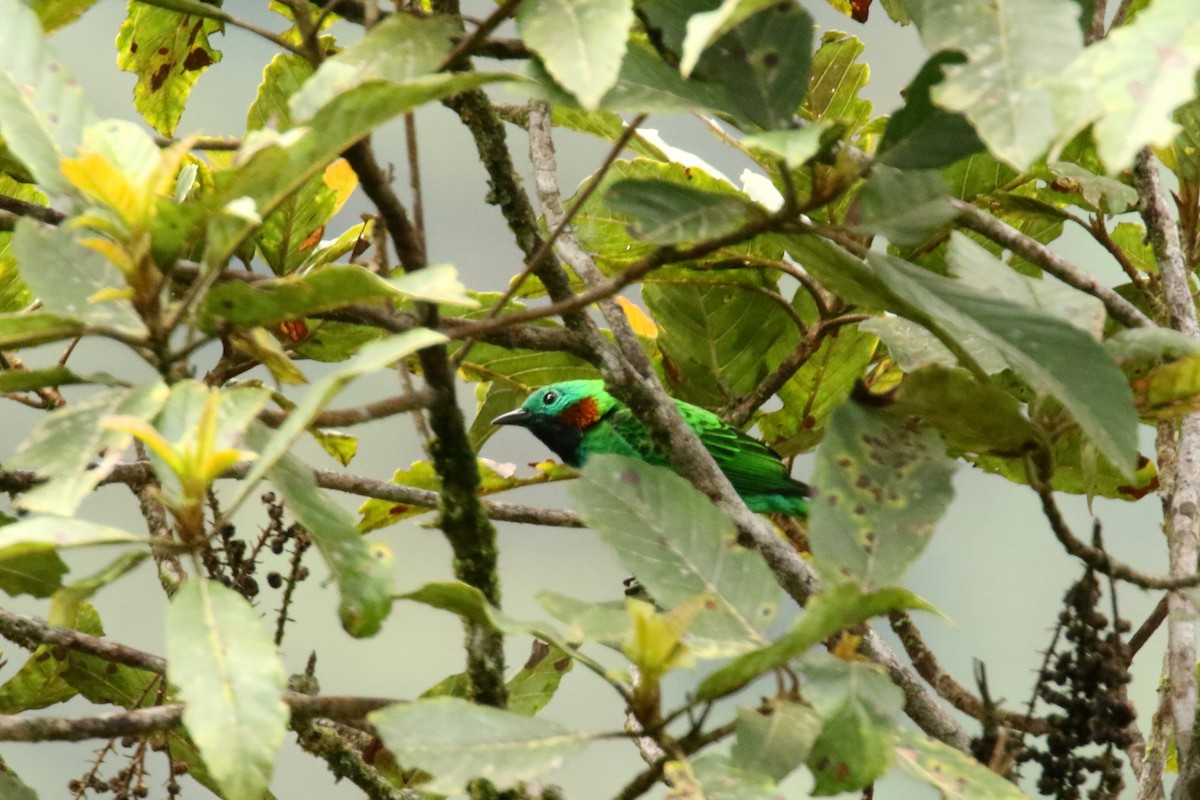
[889,612,1051,734]
[1027,456,1200,590]
[952,199,1153,330]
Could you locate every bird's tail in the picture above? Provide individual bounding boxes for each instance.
[744,480,810,518]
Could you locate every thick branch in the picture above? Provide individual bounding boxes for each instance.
[1133,148,1200,796]
[527,104,969,750]
[345,131,507,709]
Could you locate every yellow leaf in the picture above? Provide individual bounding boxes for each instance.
[616,296,657,338]
[623,596,704,678]
[830,632,865,661]
[78,237,136,277]
[323,158,359,215]
[101,415,181,473]
[231,328,307,385]
[61,152,142,227]
[89,287,135,303]
[203,449,258,481]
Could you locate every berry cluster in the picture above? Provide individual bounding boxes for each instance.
[1019,571,1134,800]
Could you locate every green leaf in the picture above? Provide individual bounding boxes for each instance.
[1044,162,1137,214]
[518,0,634,109]
[1056,0,1200,171]
[678,753,782,800]
[893,729,1028,799]
[61,652,228,796]
[211,71,508,267]
[370,697,591,794]
[697,582,934,699]
[0,176,38,313]
[878,52,984,170]
[201,264,474,332]
[758,293,877,457]
[286,12,459,118]
[0,552,139,713]
[7,382,169,515]
[643,274,793,407]
[605,178,766,244]
[680,0,787,76]
[458,338,598,450]
[31,0,102,33]
[851,166,955,246]
[891,367,1042,455]
[507,641,574,716]
[905,0,1082,168]
[0,517,144,550]
[946,233,1105,336]
[249,423,394,637]
[809,402,954,589]
[166,579,288,800]
[311,428,357,466]
[0,545,66,598]
[685,3,814,131]
[0,601,98,712]
[12,220,146,335]
[801,653,903,795]
[537,590,630,645]
[731,702,822,782]
[358,458,574,531]
[970,426,1157,500]
[571,455,781,657]
[0,767,38,800]
[801,31,872,131]
[0,0,97,194]
[0,366,115,393]
[551,107,668,160]
[226,329,446,517]
[743,122,834,167]
[116,2,223,136]
[862,315,1006,374]
[572,159,770,276]
[1110,221,1156,274]
[247,53,313,133]
[869,253,1138,475]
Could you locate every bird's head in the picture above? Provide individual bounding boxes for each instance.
[491,380,613,465]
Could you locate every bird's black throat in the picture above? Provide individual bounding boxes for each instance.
[521,416,585,467]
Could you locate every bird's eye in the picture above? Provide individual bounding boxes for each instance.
[541,390,558,406]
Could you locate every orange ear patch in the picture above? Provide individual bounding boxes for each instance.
[560,396,601,429]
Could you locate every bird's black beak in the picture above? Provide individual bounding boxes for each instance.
[491,408,533,427]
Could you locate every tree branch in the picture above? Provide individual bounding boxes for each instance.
[527,103,970,750]
[889,612,1050,735]
[1133,148,1200,798]
[344,131,508,709]
[952,199,1153,330]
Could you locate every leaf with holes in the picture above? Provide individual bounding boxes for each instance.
[371,697,591,794]
[116,4,223,136]
[808,402,954,589]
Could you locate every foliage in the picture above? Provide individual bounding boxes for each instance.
[0,0,1194,797]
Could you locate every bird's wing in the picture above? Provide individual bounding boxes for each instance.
[605,398,806,497]
[678,402,807,497]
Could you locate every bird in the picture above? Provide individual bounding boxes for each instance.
[492,379,809,517]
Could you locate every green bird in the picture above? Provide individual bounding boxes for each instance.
[492,379,809,517]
